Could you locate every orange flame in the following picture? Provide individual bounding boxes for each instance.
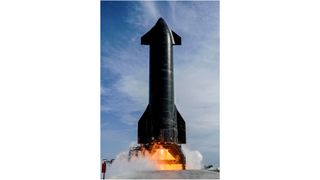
[148,144,183,170]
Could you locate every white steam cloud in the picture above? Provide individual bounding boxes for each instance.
[106,151,157,178]
[182,145,203,169]
[105,144,204,178]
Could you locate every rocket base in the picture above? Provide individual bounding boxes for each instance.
[129,142,186,170]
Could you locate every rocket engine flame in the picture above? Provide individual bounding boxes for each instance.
[148,143,183,170]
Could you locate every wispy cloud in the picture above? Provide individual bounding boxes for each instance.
[102,1,219,164]
[141,1,159,20]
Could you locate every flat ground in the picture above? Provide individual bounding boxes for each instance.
[108,170,220,179]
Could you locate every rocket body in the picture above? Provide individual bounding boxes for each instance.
[138,18,186,144]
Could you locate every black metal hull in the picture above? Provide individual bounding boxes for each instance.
[138,18,186,145]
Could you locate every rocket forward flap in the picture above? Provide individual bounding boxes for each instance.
[175,106,186,144]
[141,29,181,45]
[141,17,181,46]
[171,31,181,45]
[141,30,152,45]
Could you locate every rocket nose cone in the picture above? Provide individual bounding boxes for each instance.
[155,17,168,28]
[157,17,165,23]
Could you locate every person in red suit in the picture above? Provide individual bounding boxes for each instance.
[101,161,107,179]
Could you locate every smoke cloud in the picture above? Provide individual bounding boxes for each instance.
[182,145,203,169]
[105,144,204,178]
[105,146,157,178]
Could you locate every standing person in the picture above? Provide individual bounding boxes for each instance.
[101,160,107,179]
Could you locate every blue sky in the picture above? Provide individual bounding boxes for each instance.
[101,1,219,165]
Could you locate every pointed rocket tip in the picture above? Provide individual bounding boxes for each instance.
[157,17,166,24]
[158,17,164,22]
[155,17,168,28]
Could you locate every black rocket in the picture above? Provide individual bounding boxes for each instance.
[138,18,186,145]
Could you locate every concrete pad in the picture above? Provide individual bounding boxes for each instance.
[108,170,220,179]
